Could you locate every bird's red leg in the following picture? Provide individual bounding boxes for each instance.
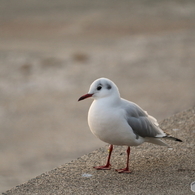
[116,146,131,173]
[93,144,113,170]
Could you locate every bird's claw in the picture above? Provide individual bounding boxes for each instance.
[93,164,111,170]
[115,168,131,173]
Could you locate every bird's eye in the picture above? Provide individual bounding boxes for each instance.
[97,86,102,91]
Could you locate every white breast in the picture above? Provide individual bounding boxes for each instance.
[88,100,145,146]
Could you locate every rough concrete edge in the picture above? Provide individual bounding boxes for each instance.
[2,106,195,194]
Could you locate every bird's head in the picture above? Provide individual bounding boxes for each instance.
[78,78,120,101]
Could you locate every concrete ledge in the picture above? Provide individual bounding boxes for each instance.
[3,107,195,195]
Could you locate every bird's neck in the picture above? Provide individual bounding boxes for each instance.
[94,95,121,108]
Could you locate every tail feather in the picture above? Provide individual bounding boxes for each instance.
[145,137,170,147]
[163,134,182,142]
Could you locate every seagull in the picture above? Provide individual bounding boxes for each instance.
[78,78,182,173]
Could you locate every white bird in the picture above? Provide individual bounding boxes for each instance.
[78,78,182,173]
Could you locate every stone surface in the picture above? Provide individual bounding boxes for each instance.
[3,107,195,195]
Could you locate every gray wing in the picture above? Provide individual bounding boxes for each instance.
[122,99,165,138]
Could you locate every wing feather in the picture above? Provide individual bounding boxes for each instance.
[122,99,165,138]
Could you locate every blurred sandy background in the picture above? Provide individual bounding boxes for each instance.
[0,0,195,192]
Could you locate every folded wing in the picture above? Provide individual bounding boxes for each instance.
[122,100,166,138]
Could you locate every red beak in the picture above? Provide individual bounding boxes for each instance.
[78,93,93,101]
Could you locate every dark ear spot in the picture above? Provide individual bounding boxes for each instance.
[106,84,112,90]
